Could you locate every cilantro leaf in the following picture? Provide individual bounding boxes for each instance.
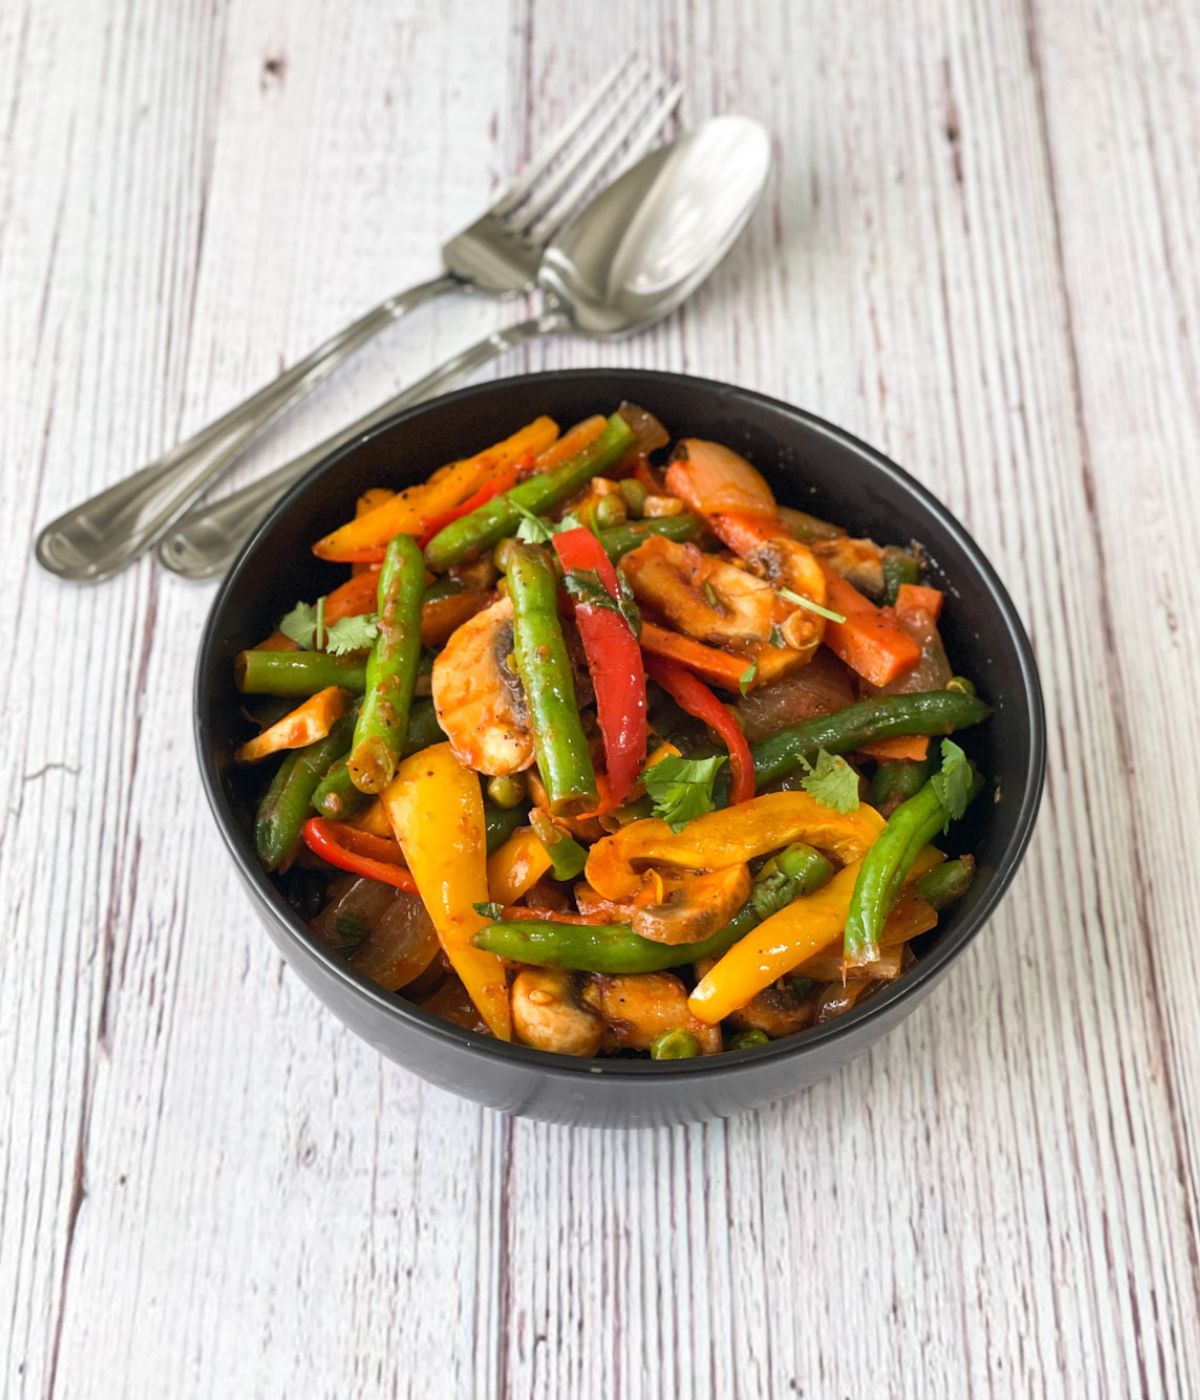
[334,911,370,951]
[641,754,727,831]
[324,613,380,656]
[278,599,318,649]
[472,901,506,921]
[514,501,555,543]
[738,661,758,696]
[562,569,642,636]
[799,748,861,813]
[777,586,847,625]
[769,625,787,649]
[930,738,972,830]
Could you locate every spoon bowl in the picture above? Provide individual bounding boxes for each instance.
[156,116,772,579]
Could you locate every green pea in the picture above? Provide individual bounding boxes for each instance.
[487,772,527,810]
[727,1028,770,1051]
[593,493,626,529]
[651,1029,702,1061]
[493,537,519,574]
[618,478,648,517]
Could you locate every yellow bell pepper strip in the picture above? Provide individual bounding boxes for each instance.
[688,846,942,1023]
[382,743,511,1040]
[795,883,939,981]
[234,686,350,763]
[487,826,553,905]
[313,417,559,562]
[584,791,885,902]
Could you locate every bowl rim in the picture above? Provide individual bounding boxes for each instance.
[195,367,1046,1082]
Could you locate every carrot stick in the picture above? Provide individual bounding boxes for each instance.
[894,582,944,623]
[420,589,492,647]
[638,622,750,692]
[820,567,922,687]
[313,417,559,561]
[235,687,350,762]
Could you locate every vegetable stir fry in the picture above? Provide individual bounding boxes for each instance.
[234,403,991,1059]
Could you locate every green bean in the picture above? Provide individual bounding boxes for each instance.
[843,765,984,964]
[474,844,837,974]
[869,757,936,815]
[254,713,356,871]
[745,691,990,794]
[424,413,634,569]
[422,576,464,604]
[347,534,424,793]
[313,700,444,817]
[916,856,975,911]
[485,801,528,855]
[529,808,589,880]
[595,512,704,560]
[237,649,366,697]
[881,548,922,605]
[651,1029,701,1060]
[507,543,596,811]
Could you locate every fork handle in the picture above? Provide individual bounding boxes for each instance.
[158,309,567,580]
[35,273,461,582]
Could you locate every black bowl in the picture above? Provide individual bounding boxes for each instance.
[196,369,1044,1127]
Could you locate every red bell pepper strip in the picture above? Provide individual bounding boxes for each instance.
[301,817,418,891]
[551,527,647,805]
[416,460,523,547]
[643,654,755,805]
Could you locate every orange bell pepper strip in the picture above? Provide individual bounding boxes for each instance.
[688,846,941,1023]
[350,797,393,838]
[324,569,382,624]
[487,827,553,905]
[313,416,559,562]
[382,742,511,1039]
[352,490,396,574]
[859,735,931,763]
[894,582,944,624]
[819,566,922,688]
[585,791,886,902]
[235,687,350,762]
[534,415,608,471]
[638,622,751,692]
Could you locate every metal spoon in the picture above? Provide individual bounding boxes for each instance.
[159,115,770,580]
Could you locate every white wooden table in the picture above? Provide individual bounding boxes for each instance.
[4,1,1198,1395]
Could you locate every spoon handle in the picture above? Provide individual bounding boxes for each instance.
[157,310,566,580]
[33,274,462,582]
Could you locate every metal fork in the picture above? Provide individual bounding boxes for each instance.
[36,58,680,583]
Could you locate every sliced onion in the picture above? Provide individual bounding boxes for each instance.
[311,879,440,992]
[349,892,440,991]
[734,647,855,742]
[667,439,778,519]
[617,402,670,456]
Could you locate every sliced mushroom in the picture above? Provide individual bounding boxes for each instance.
[629,865,752,946]
[431,596,534,776]
[511,968,605,1058]
[728,978,820,1039]
[593,972,722,1054]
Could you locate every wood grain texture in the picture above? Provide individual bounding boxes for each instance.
[2,0,1197,1396]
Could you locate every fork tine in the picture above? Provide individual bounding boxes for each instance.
[496,59,662,229]
[518,75,682,234]
[489,57,641,218]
